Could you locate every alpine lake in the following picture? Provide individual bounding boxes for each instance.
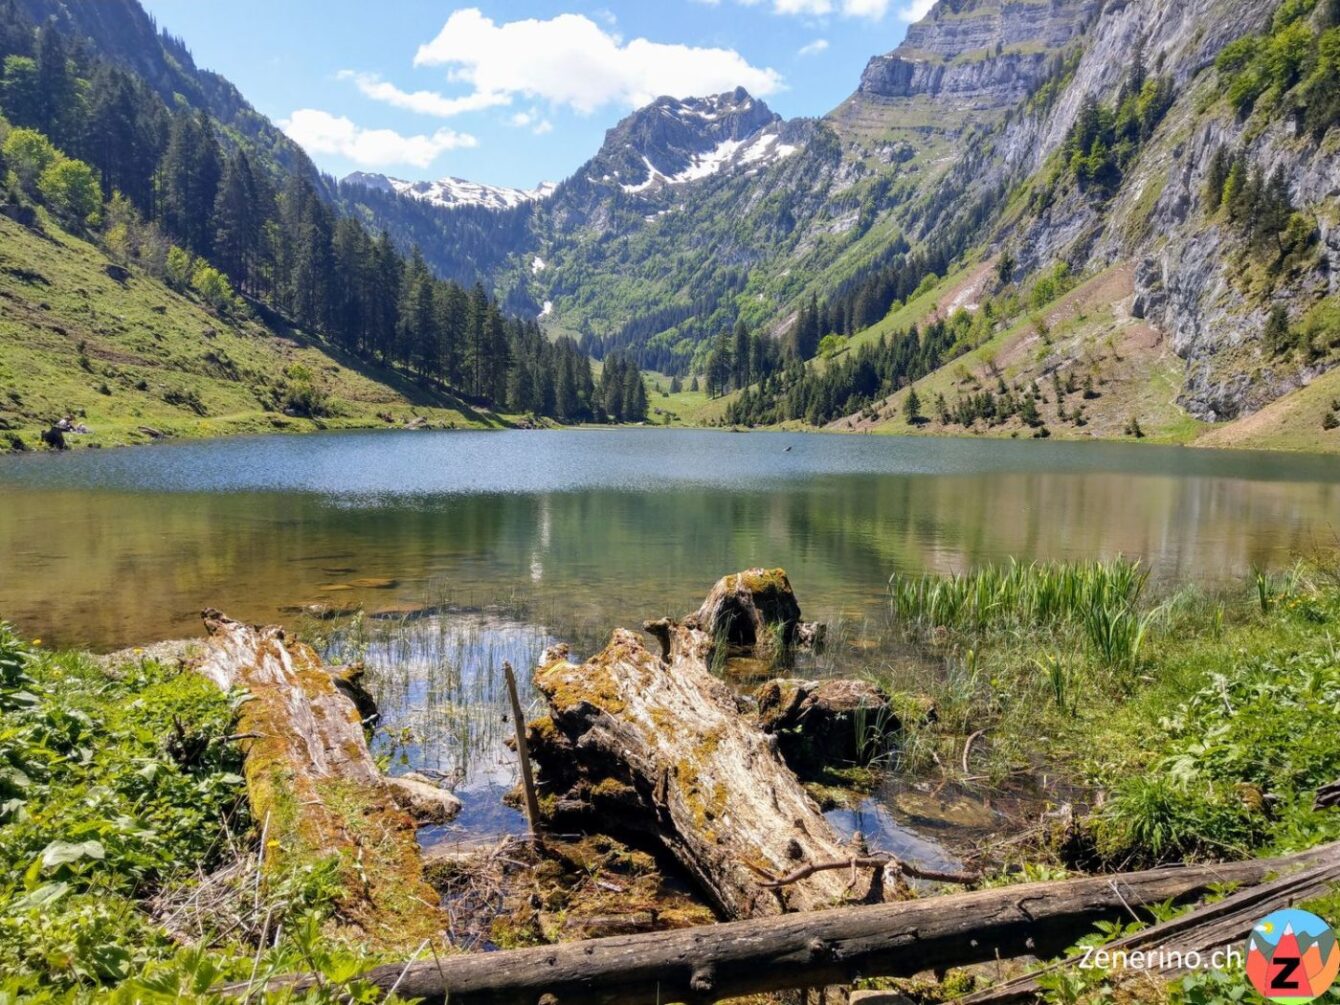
[3,428,1338,866]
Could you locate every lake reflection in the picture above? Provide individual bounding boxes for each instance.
[0,428,1337,649]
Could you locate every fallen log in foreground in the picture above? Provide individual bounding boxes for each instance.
[195,610,454,950]
[530,570,880,917]
[238,843,1338,1004]
[958,850,1340,1003]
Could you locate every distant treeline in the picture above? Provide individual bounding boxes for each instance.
[726,313,974,427]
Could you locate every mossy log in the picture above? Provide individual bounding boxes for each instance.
[194,610,451,950]
[530,572,871,919]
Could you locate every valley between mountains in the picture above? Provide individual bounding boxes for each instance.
[1,0,1338,454]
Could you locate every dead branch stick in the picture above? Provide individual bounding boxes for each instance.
[503,661,543,845]
[752,855,980,889]
[963,729,985,774]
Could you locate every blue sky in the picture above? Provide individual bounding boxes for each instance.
[137,0,930,189]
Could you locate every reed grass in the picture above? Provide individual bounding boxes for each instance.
[890,558,1148,632]
[890,558,1154,671]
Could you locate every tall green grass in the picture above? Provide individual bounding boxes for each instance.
[891,558,1148,631]
[890,559,1153,670]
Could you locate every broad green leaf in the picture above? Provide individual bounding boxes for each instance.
[40,838,106,869]
[7,881,70,911]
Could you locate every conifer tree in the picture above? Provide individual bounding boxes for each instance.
[732,319,750,389]
[903,385,923,425]
[213,152,262,293]
[1204,146,1230,210]
[161,112,222,256]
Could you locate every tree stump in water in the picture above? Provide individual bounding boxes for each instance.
[684,568,824,655]
[530,573,874,919]
[756,678,899,773]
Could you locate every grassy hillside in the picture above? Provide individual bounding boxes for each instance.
[847,265,1203,441]
[679,255,1340,452]
[842,263,1340,452]
[0,213,505,451]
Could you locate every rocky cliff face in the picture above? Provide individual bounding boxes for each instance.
[855,0,1101,111]
[984,0,1337,421]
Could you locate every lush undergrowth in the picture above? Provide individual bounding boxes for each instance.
[876,558,1340,1003]
[880,558,1340,866]
[0,626,410,1003]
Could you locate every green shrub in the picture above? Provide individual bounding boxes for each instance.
[0,626,247,990]
[1,127,57,193]
[37,158,101,229]
[1097,614,1340,862]
[189,262,238,315]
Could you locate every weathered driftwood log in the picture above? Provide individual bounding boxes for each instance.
[532,624,871,917]
[958,850,1340,1003]
[241,843,1340,1004]
[528,570,877,917]
[1317,777,1340,810]
[756,678,899,771]
[195,610,453,949]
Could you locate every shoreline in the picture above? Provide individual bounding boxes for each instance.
[5,413,1340,459]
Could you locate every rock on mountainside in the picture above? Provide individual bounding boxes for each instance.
[852,0,1103,110]
[964,0,1337,422]
[583,88,798,197]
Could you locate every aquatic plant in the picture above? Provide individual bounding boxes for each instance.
[889,558,1148,636]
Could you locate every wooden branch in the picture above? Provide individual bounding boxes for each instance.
[231,842,1339,1005]
[752,855,980,889]
[957,851,1340,1003]
[503,661,542,842]
[1317,778,1340,810]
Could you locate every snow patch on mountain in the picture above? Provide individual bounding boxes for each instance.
[618,129,798,194]
[343,172,556,211]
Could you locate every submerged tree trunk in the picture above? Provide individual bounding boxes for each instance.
[195,610,451,950]
[528,572,875,918]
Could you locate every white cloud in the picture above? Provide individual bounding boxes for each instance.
[798,38,830,56]
[413,9,783,115]
[897,0,935,21]
[338,70,508,117]
[279,109,477,168]
[509,108,555,135]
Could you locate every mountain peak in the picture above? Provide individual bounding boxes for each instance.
[583,88,796,196]
[342,172,555,212]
